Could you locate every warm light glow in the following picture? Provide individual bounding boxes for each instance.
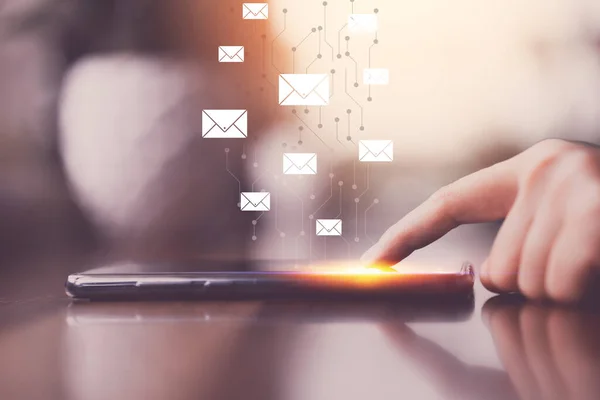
[327,267,390,275]
[301,260,457,275]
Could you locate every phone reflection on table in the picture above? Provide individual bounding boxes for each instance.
[66,296,475,326]
[62,298,474,400]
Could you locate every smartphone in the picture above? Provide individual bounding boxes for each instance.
[65,260,475,301]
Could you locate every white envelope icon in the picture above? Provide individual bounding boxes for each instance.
[283,153,317,175]
[316,219,342,236]
[243,3,268,19]
[202,110,247,138]
[363,68,389,85]
[358,140,394,162]
[240,192,270,211]
[219,46,244,62]
[279,74,329,106]
[348,14,378,34]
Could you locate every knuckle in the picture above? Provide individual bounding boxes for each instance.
[562,148,600,173]
[428,185,450,203]
[519,148,566,188]
[531,138,573,155]
[521,143,600,190]
[428,185,455,215]
[520,160,551,190]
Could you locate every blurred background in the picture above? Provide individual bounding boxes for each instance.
[1,2,600,400]
[1,0,600,294]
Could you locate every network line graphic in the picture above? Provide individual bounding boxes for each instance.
[210,1,391,260]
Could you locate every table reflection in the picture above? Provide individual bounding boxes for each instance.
[381,295,600,400]
[65,297,474,325]
[62,299,473,400]
[3,293,600,400]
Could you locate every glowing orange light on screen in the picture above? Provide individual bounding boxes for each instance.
[295,260,461,289]
[303,260,442,274]
[297,262,404,288]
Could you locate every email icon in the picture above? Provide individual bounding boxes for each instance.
[202,110,247,138]
[240,192,270,211]
[358,140,394,162]
[243,3,268,19]
[348,14,378,34]
[316,219,342,236]
[219,46,244,63]
[363,68,389,85]
[279,74,329,106]
[283,153,317,175]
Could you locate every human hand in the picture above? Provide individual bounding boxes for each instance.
[363,139,600,303]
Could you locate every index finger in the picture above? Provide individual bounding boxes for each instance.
[362,159,519,266]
